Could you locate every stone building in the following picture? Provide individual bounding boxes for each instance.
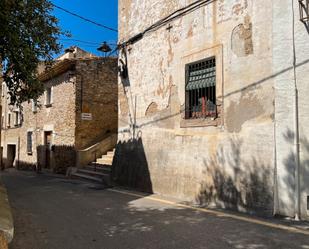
[115,0,309,220]
[1,47,118,173]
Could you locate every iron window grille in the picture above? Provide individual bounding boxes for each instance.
[185,57,217,119]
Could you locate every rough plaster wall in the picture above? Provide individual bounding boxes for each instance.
[272,0,297,219]
[296,22,309,220]
[273,0,309,220]
[1,71,76,170]
[117,0,275,215]
[74,58,118,150]
[119,0,186,42]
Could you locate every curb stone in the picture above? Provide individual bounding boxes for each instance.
[0,176,14,246]
[0,231,8,249]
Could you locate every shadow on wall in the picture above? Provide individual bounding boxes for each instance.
[112,48,153,192]
[197,137,274,217]
[280,129,309,216]
[2,157,37,171]
[37,145,76,174]
[112,138,153,194]
[2,145,76,174]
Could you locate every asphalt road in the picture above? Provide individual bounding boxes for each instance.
[1,169,309,249]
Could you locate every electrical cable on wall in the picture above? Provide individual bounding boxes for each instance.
[118,0,214,47]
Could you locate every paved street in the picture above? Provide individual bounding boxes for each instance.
[1,169,309,249]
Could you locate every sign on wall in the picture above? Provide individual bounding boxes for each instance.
[81,113,92,121]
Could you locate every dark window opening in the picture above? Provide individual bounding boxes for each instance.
[27,131,33,155]
[185,57,217,119]
[7,113,11,128]
[45,87,52,106]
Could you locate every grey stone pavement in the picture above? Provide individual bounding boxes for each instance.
[1,169,309,249]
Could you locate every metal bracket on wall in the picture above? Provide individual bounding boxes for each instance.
[299,0,309,23]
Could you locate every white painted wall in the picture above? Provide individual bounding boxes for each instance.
[273,0,309,220]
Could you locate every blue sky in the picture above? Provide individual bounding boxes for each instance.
[51,0,118,56]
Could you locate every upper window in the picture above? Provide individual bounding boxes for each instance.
[45,87,52,107]
[31,99,38,113]
[185,57,216,120]
[7,113,11,128]
[27,131,33,154]
[14,111,20,126]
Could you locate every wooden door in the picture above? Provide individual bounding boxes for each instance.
[44,131,52,168]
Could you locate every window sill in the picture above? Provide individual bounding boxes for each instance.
[180,117,221,128]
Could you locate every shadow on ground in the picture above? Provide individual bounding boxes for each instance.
[1,169,309,249]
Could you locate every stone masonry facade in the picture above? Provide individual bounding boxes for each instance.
[1,48,118,173]
[114,0,309,220]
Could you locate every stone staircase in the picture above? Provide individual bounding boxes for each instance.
[71,149,115,185]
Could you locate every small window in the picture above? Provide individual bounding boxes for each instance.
[185,57,216,119]
[45,87,52,107]
[1,114,4,129]
[31,99,38,113]
[27,131,33,154]
[14,111,21,126]
[7,113,11,128]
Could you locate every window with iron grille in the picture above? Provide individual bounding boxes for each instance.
[27,131,33,154]
[185,57,216,119]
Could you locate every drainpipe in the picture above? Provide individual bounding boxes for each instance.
[273,114,279,215]
[292,0,301,221]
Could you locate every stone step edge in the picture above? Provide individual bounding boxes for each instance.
[85,165,111,172]
[77,169,110,177]
[71,172,103,183]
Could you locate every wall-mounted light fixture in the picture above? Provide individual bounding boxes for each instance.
[97,41,112,57]
[299,0,309,23]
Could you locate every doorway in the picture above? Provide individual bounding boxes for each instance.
[7,145,16,168]
[44,131,52,169]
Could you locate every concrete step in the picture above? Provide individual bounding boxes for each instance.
[85,165,111,174]
[107,151,115,156]
[71,172,103,183]
[96,158,113,165]
[101,154,114,160]
[76,169,109,177]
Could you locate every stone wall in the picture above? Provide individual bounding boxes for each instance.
[116,0,275,216]
[1,70,76,171]
[74,58,118,150]
[1,57,118,172]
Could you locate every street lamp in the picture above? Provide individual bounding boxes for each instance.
[97,41,112,57]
